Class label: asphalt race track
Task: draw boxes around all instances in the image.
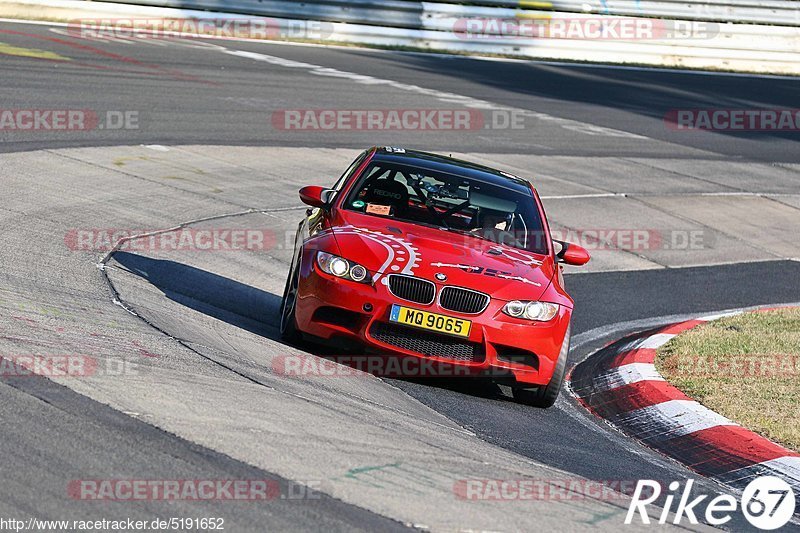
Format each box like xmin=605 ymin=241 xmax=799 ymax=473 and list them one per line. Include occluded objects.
xmin=1 ymin=18 xmax=799 ymax=532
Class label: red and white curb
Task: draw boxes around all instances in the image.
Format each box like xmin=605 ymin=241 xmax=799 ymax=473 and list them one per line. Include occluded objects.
xmin=568 ymin=307 xmax=800 ymax=499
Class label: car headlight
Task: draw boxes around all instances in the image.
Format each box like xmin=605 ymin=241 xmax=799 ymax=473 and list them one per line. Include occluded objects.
xmin=503 ymin=301 xmax=559 ymax=321
xmin=316 ymin=251 xmax=371 ymax=283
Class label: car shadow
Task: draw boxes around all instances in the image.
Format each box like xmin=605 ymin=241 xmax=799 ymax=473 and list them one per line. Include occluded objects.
xmin=390 ymin=376 xmax=510 ymax=401
xmin=112 ymin=251 xmax=282 ymax=339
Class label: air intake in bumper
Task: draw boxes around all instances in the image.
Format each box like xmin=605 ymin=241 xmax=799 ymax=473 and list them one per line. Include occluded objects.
xmin=369 ymin=322 xmax=484 ymax=362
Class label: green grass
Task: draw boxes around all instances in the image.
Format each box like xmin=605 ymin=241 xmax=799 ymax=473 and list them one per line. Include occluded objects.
xmin=656 ymin=308 xmax=800 ymax=452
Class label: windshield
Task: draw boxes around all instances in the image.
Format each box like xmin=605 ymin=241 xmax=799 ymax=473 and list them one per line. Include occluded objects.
xmin=343 ymin=162 xmax=547 ymax=254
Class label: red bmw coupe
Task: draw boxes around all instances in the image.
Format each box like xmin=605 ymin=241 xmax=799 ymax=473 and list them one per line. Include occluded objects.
xmin=280 ymin=147 xmax=590 ymax=407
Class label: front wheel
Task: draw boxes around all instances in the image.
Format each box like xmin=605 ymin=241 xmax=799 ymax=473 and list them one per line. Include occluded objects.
xmin=512 ymin=326 xmax=570 ymax=408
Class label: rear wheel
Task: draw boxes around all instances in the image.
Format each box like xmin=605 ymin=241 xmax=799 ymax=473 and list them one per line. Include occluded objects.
xmin=279 ymin=261 xmax=301 ymax=342
xmin=512 ymin=327 xmax=570 ymax=408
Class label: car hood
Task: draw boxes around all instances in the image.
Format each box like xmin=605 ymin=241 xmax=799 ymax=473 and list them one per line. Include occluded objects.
xmin=328 ymin=212 xmax=554 ymax=301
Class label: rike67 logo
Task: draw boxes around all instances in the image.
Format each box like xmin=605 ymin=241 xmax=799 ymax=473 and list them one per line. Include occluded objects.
xmin=626 ymin=477 xmax=796 ymax=530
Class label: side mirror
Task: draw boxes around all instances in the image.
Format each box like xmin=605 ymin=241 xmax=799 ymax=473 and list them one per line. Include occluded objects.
xmin=299 ymin=186 xmax=335 ymax=209
xmin=554 ymin=240 xmax=590 ymax=266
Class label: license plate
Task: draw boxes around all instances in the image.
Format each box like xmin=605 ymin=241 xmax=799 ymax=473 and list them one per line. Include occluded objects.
xmin=389 ymin=305 xmax=471 ymax=338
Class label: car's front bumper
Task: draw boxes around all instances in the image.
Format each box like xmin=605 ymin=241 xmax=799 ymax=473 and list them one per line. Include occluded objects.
xmin=294 ymin=256 xmax=571 ymax=386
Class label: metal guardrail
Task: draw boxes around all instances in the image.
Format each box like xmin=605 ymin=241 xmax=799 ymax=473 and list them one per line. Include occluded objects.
xmin=104 ymin=0 xmax=800 ymax=27
xmin=13 ymin=0 xmax=800 ymax=73
xmin=106 ymin=0 xmax=423 ymax=28
xmin=444 ymin=0 xmax=800 ymax=26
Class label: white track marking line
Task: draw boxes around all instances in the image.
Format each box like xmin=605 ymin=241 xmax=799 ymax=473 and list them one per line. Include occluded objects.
xmin=591 ymin=362 xmax=665 ymax=393
xmin=615 ymin=399 xmax=737 ymax=442
xmin=719 ymin=456 xmax=800 ymax=488
xmin=636 ymin=333 xmax=676 ymax=349
xmin=757 ymin=456 xmax=800 ymax=484
xmin=698 ymin=310 xmax=745 ymax=321
xmin=613 ymin=332 xmax=676 ymax=354
xmin=544 ymin=191 xmax=797 ymax=200
xmin=224 ymin=49 xmax=647 ymax=139
xmin=540 ymin=193 xmax=627 ymax=199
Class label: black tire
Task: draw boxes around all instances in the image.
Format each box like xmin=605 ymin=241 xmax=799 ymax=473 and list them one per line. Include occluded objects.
xmin=279 ymin=261 xmax=301 ymax=343
xmin=512 ymin=326 xmax=570 ymax=409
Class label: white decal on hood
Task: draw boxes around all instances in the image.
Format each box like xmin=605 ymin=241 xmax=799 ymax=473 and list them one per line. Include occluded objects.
xmin=496 ymin=274 xmax=541 ymax=287
xmin=430 ymin=262 xmax=481 ymax=272
xmin=429 ymin=262 xmax=541 ymax=287
xmin=328 ymin=225 xmax=419 ymax=283
xmin=490 ymin=246 xmax=544 ymax=267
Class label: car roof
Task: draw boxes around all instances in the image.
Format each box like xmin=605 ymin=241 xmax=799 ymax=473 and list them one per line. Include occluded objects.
xmin=369 ymin=147 xmax=533 ymax=194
